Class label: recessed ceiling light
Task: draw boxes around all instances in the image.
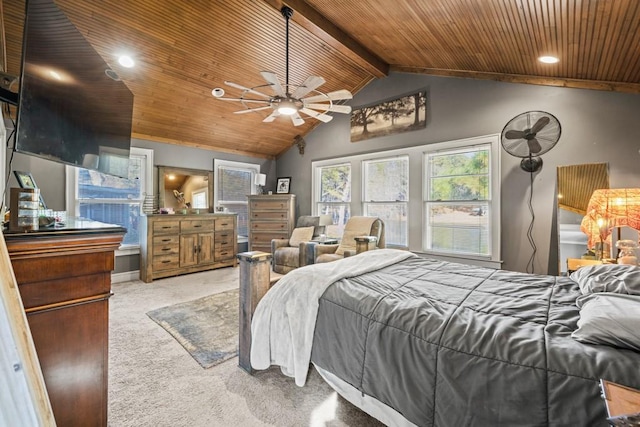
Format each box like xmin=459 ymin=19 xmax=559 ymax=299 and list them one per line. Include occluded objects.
xmin=49 ymin=70 xmax=62 ymax=80
xmin=118 ymin=55 xmax=135 ymax=68
xmin=538 ymin=56 xmax=559 ymax=64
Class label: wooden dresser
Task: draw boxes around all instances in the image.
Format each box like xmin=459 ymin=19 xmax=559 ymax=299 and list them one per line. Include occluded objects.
xmin=248 ymin=194 xmax=296 ymax=253
xmin=4 ymin=219 xmax=126 ymax=427
xmin=140 ymin=213 xmax=237 ymax=282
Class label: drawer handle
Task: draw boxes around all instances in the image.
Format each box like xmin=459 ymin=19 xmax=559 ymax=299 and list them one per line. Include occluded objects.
xmin=161 ymin=226 xmax=172 ymax=229
xmin=194 ymin=224 xmax=202 ymax=228
xmin=221 ymin=241 xmax=228 ymax=245
xmin=219 ymin=233 xmax=228 ymax=237
xmin=162 ymin=239 xmax=171 ymax=242
xmin=162 ymin=248 xmax=172 ymax=251
xmin=221 ymin=252 xmax=228 ymax=256
xmin=162 ymin=260 xmax=171 ymax=264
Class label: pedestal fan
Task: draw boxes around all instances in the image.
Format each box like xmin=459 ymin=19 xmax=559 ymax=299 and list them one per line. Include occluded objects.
xmin=501 ymin=111 xmax=561 ymax=273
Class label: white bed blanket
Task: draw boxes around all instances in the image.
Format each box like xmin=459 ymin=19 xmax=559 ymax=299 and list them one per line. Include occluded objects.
xmin=250 ymin=248 xmax=416 ymax=386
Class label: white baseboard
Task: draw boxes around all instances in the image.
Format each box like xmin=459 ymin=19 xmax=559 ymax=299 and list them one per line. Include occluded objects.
xmin=111 ymin=270 xmax=140 ymax=284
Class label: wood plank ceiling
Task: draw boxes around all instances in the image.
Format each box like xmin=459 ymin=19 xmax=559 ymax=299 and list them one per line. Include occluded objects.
xmin=2 ymin=0 xmax=640 ymax=159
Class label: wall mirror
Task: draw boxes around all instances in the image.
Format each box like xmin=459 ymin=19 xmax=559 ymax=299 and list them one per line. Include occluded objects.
xmin=556 ymin=163 xmax=609 ymax=274
xmin=157 ymin=166 xmax=214 ymax=213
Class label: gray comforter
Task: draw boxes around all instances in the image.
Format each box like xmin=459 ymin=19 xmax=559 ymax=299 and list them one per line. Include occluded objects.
xmin=311 ymin=256 xmax=640 ymax=426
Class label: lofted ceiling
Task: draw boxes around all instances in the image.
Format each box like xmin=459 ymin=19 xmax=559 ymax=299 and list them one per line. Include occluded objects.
xmin=2 ymin=0 xmax=640 ymax=160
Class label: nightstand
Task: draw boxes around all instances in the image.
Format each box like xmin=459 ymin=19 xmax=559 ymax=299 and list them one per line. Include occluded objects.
xmin=600 ymin=380 xmax=640 ymax=426
xmin=567 ymin=258 xmax=603 ymax=274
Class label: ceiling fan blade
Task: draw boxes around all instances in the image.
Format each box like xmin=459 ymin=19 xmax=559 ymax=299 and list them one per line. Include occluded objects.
xmin=304 ymin=103 xmax=352 ymax=114
xmin=530 ymin=116 xmax=550 ymax=134
xmin=223 ymin=81 xmax=271 ymax=99
xmin=263 ymin=110 xmax=280 ymax=123
xmin=527 ymin=138 xmax=542 ymax=153
xmin=290 ymin=112 xmax=305 ymax=126
xmin=302 ymin=89 xmax=353 ymax=103
xmin=260 ymin=71 xmax=285 ymax=97
xmin=233 ymin=106 xmax=272 ymax=114
xmin=505 ymin=130 xmax=526 ymax=139
xmin=300 ymin=108 xmax=334 ymax=123
xmin=217 ymin=97 xmax=271 ymax=104
xmin=292 ymin=76 xmax=326 ymax=99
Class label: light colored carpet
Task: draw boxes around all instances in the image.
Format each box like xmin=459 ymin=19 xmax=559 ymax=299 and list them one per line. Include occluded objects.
xmin=109 ymin=267 xmax=383 ymax=427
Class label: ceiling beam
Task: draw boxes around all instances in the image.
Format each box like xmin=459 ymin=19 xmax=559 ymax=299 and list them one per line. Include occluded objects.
xmin=393 ymin=66 xmax=640 ymax=95
xmin=263 ymin=0 xmax=389 ymax=78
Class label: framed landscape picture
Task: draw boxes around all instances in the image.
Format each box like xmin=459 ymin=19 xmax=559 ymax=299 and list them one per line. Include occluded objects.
xmin=350 ymin=90 xmax=427 ymax=142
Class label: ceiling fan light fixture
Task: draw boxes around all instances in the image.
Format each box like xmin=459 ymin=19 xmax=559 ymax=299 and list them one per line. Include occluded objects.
xmin=277 ymin=99 xmax=298 ymax=115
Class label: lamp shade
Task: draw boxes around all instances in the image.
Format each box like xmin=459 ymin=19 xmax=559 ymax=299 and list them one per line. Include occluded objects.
xmin=581 ymin=188 xmax=640 ymax=249
xmin=254 ymin=173 xmax=266 ymax=186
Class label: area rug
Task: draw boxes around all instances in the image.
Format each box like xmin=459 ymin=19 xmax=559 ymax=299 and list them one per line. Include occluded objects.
xmin=146 ymin=289 xmax=238 ymax=369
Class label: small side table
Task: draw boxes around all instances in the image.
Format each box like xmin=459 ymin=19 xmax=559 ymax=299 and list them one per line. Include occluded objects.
xmin=310 ymin=238 xmax=338 ymax=245
xmin=600 ymin=379 xmax=640 ymax=425
xmin=355 ymin=236 xmax=378 ymax=254
xmin=567 ymin=258 xmax=602 ymax=274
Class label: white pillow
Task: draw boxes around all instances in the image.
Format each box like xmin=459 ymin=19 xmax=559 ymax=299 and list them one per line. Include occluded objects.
xmin=572 ymin=293 xmax=640 ymax=351
xmin=570 ymin=264 xmax=640 ymax=295
xmin=288 ymin=226 xmax=314 ymax=246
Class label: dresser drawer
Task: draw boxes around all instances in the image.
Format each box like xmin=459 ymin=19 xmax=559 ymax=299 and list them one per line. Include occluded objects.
xmin=180 ymin=219 xmax=214 ymax=233
xmin=251 ymin=210 xmax=288 ymax=221
xmin=215 ymin=218 xmax=235 ymax=231
xmin=153 ymin=220 xmax=180 ymax=234
xmin=215 ymin=232 xmax=234 ymax=247
xmin=215 ymin=248 xmax=235 ymax=260
xmin=152 ymin=254 xmax=179 ymax=271
xmin=250 ymin=200 xmax=290 ymax=211
xmin=251 ymin=232 xmax=288 ymax=246
xmin=251 ymin=221 xmax=288 ymax=232
xmin=153 ymin=235 xmax=179 ymax=246
xmin=152 ymin=242 xmax=179 ymax=256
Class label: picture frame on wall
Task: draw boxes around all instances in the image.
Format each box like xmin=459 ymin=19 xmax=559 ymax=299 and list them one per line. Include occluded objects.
xmin=276 ymin=177 xmax=291 ymax=194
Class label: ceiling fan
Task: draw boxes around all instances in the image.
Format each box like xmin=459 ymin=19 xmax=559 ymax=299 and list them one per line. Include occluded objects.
xmin=211 ymin=6 xmax=352 ymax=126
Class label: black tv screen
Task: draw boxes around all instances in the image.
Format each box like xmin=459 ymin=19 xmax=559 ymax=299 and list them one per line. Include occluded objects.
xmin=15 ymin=0 xmax=133 ymax=178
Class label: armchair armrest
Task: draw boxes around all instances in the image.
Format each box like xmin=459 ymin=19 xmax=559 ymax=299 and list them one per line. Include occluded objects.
xmin=300 ymin=242 xmax=340 ymax=265
xmin=271 ymin=238 xmax=291 ymax=253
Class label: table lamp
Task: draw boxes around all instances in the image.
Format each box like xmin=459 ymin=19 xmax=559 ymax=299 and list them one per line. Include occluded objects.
xmin=254 ymin=173 xmax=266 ymax=194
xmin=581 ymin=188 xmax=640 ymax=262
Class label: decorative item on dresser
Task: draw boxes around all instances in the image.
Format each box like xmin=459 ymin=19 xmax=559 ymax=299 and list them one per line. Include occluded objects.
xmin=140 ymin=213 xmax=237 ymax=283
xmin=247 ymin=194 xmax=296 ymax=253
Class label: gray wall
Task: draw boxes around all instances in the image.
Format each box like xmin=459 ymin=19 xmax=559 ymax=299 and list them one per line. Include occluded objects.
xmin=276 ymin=72 xmax=640 ymax=274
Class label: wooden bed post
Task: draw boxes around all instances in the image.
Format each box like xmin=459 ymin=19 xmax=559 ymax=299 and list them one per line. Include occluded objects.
xmin=237 ymin=251 xmax=272 ymax=374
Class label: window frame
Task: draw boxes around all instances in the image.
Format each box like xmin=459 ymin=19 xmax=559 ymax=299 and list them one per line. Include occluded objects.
xmin=311 ymin=134 xmax=501 ymax=266
xmin=422 ymin=137 xmax=500 ymax=263
xmin=362 ymin=155 xmax=409 ymax=247
xmin=213 ymin=159 xmax=260 ymax=239
xmin=65 ymin=147 xmax=154 ymax=255
xmin=312 ymin=161 xmax=352 ymax=229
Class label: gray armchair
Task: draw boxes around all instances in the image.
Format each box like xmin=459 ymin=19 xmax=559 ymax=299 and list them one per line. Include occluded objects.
xmin=271 ymin=215 xmax=331 ymax=274
xmin=303 ymin=216 xmax=385 ymax=264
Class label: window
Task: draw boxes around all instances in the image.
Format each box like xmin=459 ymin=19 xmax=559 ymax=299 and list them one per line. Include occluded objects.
xmin=213 ymin=159 xmax=260 ymax=238
xmin=315 ymin=162 xmax=351 ymax=233
xmin=424 ymin=144 xmax=492 ymax=257
xmin=363 ymin=156 xmax=408 ymax=246
xmin=66 ymin=147 xmax=154 ymax=251
xmin=312 ymin=135 xmax=500 ymax=265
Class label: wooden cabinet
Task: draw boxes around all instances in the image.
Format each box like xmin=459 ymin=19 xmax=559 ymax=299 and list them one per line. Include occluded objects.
xmin=4 ymin=219 xmax=125 ymax=427
xmin=248 ymin=194 xmax=296 ymax=253
xmin=141 ymin=213 xmax=237 ymax=282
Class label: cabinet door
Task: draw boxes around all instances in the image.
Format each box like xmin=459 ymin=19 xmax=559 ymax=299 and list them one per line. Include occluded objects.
xmin=198 ymin=233 xmax=215 ymax=265
xmin=179 ymin=234 xmax=198 ymax=267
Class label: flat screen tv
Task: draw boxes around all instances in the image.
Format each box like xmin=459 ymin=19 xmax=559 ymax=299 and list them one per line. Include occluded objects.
xmin=15 ymin=0 xmax=133 ymax=178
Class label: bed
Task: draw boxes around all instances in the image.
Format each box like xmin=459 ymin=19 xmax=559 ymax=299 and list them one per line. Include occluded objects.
xmin=246 ymin=249 xmax=640 ymax=426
